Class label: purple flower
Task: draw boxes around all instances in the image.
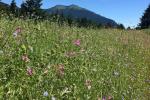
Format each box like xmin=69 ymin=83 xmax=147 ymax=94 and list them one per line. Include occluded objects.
xmin=102 ymin=96 xmax=106 ymax=100
xmin=27 ymin=68 xmax=33 ymax=76
xmin=73 ymin=39 xmax=81 ymax=46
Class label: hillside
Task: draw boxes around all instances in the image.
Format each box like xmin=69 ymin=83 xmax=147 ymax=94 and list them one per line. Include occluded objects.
xmin=0 ymin=18 xmax=149 ymax=99
xmin=45 ymin=5 xmax=118 ymax=26
xmin=0 ymin=2 xmax=117 ymax=27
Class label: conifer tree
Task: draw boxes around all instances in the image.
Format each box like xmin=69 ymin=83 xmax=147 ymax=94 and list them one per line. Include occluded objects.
xmin=139 ymin=4 xmax=150 ymax=29
xmin=20 ymin=0 xmax=43 ymax=18
xmin=10 ymin=0 xmax=17 ymax=15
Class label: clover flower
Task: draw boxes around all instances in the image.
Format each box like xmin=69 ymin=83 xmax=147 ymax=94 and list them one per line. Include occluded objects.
xmin=27 ymin=68 xmax=33 ymax=76
xmin=73 ymin=39 xmax=81 ymax=46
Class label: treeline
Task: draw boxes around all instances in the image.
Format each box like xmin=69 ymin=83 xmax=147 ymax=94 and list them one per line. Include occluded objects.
xmin=138 ymin=4 xmax=150 ymax=29
xmin=0 ymin=0 xmax=125 ymax=29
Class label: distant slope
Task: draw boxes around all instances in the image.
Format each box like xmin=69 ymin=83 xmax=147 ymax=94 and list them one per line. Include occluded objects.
xmin=0 ymin=2 xmax=118 ymax=26
xmin=45 ymin=5 xmax=118 ymax=26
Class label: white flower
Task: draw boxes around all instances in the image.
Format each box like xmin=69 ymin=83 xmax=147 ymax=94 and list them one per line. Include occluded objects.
xmin=13 ymin=32 xmax=18 ymax=37
xmin=43 ymin=91 xmax=48 ymax=97
xmin=113 ymin=71 xmax=120 ymax=76
xmin=87 ymin=85 xmax=91 ymax=90
xmin=92 ymin=68 xmax=97 ymax=72
xmin=51 ymin=96 xmax=56 ymax=100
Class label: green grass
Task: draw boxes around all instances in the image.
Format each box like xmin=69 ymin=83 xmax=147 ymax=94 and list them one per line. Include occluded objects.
xmin=0 ymin=18 xmax=150 ymax=100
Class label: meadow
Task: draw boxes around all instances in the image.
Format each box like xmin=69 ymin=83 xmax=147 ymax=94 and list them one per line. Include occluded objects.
xmin=0 ymin=18 xmax=150 ymax=100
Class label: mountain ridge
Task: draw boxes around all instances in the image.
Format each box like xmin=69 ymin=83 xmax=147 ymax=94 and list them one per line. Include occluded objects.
xmin=46 ymin=4 xmax=118 ymax=26
xmin=0 ymin=2 xmax=118 ymax=26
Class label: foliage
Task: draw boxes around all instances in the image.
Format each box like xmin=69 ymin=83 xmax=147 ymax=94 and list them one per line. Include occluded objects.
xmin=0 ymin=17 xmax=149 ymax=99
xmin=20 ymin=0 xmax=44 ymax=19
xmin=117 ymin=24 xmax=125 ymax=29
xmin=9 ymin=0 xmax=17 ymax=15
xmin=139 ymin=4 xmax=150 ymax=29
xmin=0 ymin=1 xmax=119 ymax=28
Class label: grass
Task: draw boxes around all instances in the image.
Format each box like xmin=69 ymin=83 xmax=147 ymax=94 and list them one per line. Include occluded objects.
xmin=0 ymin=18 xmax=150 ymax=100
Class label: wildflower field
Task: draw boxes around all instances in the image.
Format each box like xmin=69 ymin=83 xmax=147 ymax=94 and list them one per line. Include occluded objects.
xmin=0 ymin=18 xmax=150 ymax=100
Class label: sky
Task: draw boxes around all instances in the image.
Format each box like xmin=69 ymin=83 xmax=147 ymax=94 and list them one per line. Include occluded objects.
xmin=1 ymin=0 xmax=150 ymax=27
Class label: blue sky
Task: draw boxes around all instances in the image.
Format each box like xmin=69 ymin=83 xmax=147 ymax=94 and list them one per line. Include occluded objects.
xmin=1 ymin=0 xmax=150 ymax=27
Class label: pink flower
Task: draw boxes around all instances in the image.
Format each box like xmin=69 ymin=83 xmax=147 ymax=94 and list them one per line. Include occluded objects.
xmin=22 ymin=54 xmax=30 ymax=62
xmin=102 ymin=96 xmax=106 ymax=100
xmin=27 ymin=68 xmax=33 ymax=76
xmin=73 ymin=39 xmax=81 ymax=46
xmin=16 ymin=27 xmax=21 ymax=33
xmin=13 ymin=27 xmax=22 ymax=37
xmin=85 ymin=79 xmax=91 ymax=90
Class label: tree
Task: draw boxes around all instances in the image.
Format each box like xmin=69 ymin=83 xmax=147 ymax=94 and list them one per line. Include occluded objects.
xmin=105 ymin=23 xmax=112 ymax=28
xmin=10 ymin=0 xmax=17 ymax=16
xmin=117 ymin=24 xmax=125 ymax=29
xmin=20 ymin=1 xmax=27 ymax=17
xmin=127 ymin=27 xmax=131 ymax=30
xmin=139 ymin=4 xmax=150 ymax=29
xmin=67 ymin=15 xmax=73 ymax=27
xmin=20 ymin=0 xmax=43 ymax=18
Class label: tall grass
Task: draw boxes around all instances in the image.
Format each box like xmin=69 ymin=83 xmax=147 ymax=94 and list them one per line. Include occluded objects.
xmin=0 ymin=18 xmax=150 ymax=100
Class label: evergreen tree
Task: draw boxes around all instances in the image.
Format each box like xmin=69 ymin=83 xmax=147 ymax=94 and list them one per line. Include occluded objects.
xmin=20 ymin=1 xmax=27 ymax=17
xmin=58 ymin=13 xmax=66 ymax=26
xmin=67 ymin=15 xmax=73 ymax=27
xmin=10 ymin=0 xmax=17 ymax=14
xmin=105 ymin=23 xmax=112 ymax=28
xmin=139 ymin=4 xmax=150 ymax=29
xmin=20 ymin=0 xmax=43 ymax=18
xmin=127 ymin=27 xmax=131 ymax=30
xmin=117 ymin=24 xmax=125 ymax=29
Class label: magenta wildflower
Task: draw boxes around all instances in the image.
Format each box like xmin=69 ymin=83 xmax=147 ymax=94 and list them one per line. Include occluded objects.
xmin=73 ymin=39 xmax=81 ymax=46
xmin=102 ymin=96 xmax=106 ymax=100
xmin=27 ymin=68 xmax=33 ymax=76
